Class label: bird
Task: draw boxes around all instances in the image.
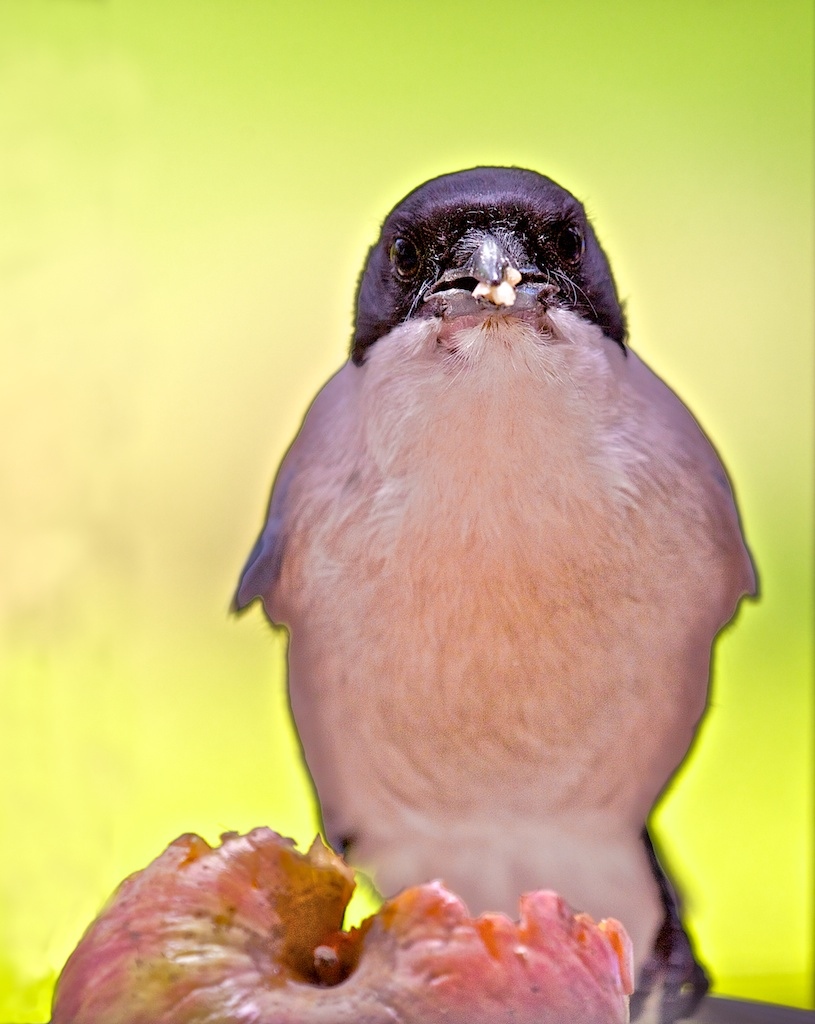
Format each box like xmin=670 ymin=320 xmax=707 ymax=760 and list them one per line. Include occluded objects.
xmin=234 ymin=166 xmax=755 ymax=1021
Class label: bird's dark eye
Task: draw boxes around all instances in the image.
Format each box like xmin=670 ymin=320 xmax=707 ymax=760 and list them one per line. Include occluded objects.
xmin=554 ymin=224 xmax=584 ymax=264
xmin=389 ymin=237 xmax=421 ymax=279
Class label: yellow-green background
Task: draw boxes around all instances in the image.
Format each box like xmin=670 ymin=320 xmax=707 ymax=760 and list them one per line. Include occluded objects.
xmin=1 ymin=1 xmax=812 ymax=1019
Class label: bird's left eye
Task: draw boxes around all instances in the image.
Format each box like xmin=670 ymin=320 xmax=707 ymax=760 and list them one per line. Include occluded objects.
xmin=389 ymin=237 xmax=422 ymax=279
xmin=554 ymin=224 xmax=584 ymax=265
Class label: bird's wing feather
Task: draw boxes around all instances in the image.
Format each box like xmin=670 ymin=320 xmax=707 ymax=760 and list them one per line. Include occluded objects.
xmin=232 ymin=365 xmax=353 ymax=620
xmin=627 ymin=350 xmax=757 ymax=605
xmin=233 ymin=460 xmax=298 ymax=615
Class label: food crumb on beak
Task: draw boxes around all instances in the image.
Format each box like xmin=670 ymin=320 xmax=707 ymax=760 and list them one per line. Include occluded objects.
xmin=472 ymin=267 xmax=522 ymax=307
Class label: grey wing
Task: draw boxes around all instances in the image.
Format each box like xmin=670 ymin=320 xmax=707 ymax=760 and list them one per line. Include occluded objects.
xmin=627 ymin=351 xmax=757 ymax=604
xmin=232 ymin=454 xmax=300 ymax=618
xmin=232 ymin=363 xmax=353 ymax=620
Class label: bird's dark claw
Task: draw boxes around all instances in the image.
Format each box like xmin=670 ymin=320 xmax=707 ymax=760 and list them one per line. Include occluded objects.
xmin=630 ymin=909 xmax=710 ymax=1022
xmin=630 ymin=829 xmax=710 ymax=1022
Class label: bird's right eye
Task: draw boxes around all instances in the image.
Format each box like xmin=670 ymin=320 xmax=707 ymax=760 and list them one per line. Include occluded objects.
xmin=389 ymin=237 xmax=421 ymax=279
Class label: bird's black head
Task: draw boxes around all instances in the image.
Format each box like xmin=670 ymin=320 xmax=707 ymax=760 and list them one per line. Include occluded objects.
xmin=352 ymin=166 xmax=627 ymax=365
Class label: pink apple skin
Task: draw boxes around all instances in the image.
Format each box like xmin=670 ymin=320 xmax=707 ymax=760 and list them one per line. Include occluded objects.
xmin=51 ymin=827 xmax=633 ymax=1024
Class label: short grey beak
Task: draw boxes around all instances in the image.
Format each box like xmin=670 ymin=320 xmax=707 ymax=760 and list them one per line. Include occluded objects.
xmin=470 ymin=234 xmax=522 ymax=306
xmin=471 ymin=234 xmax=514 ymax=286
xmin=424 ymin=232 xmax=523 ymax=308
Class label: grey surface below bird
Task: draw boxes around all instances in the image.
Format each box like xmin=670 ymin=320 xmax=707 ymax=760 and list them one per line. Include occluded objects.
xmin=694 ymin=997 xmax=815 ymax=1023
xmin=235 ymin=167 xmax=755 ymax=1022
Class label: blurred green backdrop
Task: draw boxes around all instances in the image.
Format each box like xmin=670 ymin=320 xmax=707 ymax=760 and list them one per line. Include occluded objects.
xmin=1 ymin=1 xmax=812 ymax=1019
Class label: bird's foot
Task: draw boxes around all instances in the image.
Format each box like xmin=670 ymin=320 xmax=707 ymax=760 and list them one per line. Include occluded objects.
xmin=629 ymin=904 xmax=709 ymax=1023
xmin=631 ymin=827 xmax=710 ymax=1022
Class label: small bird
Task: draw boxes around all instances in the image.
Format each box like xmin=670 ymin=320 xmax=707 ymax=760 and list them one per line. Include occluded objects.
xmin=235 ymin=167 xmax=755 ymax=1021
